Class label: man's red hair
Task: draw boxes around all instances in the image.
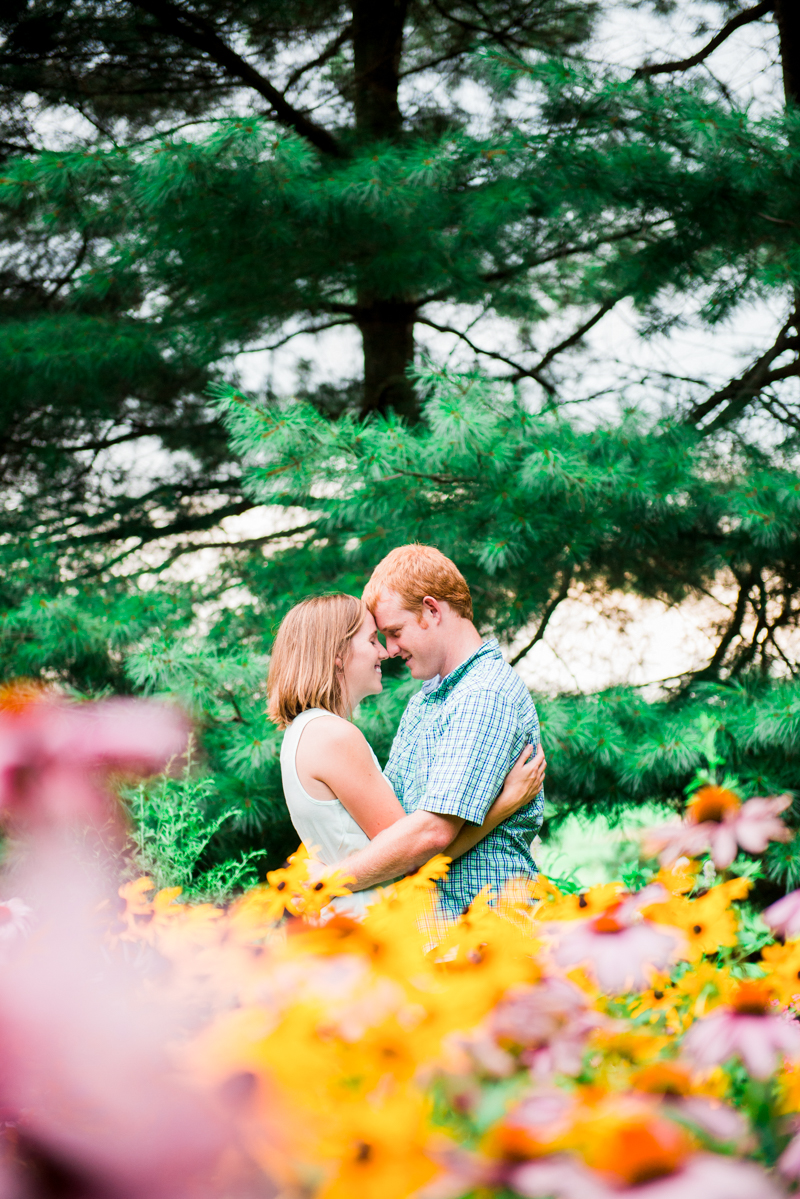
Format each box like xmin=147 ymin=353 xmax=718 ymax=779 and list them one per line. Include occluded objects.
xmin=362 ymin=544 xmax=473 ymax=621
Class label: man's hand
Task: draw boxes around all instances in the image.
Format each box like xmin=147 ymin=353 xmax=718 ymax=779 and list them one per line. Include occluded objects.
xmin=492 ymin=742 xmax=546 ymax=821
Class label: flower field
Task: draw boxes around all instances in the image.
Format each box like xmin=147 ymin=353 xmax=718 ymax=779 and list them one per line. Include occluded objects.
xmin=2 ymin=691 xmax=800 ymax=1199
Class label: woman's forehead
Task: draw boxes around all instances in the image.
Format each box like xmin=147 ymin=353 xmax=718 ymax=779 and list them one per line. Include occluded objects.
xmin=361 ymin=610 xmax=378 ymax=634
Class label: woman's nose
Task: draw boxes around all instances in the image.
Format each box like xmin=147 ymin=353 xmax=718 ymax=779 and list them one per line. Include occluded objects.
xmin=377 ymin=642 xmax=389 ymax=660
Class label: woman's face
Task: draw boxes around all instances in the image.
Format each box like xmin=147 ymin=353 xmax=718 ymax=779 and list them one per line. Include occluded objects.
xmin=340 ymin=612 xmax=388 ymax=711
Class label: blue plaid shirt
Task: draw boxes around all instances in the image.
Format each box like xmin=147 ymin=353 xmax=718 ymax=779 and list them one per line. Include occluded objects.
xmin=384 ymin=640 xmax=543 ymax=918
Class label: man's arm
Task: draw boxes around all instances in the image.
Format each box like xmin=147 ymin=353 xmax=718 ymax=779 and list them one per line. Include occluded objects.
xmin=339 ymin=697 xmax=540 ymax=890
xmin=338 ymin=809 xmax=465 ymax=890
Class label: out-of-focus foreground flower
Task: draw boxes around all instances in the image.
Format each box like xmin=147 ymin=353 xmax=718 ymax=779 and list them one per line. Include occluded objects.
xmin=0 ymin=688 xmax=264 ymax=1199
xmin=0 ymin=684 xmax=188 ymax=829
xmin=644 ymin=786 xmax=792 ymax=870
xmin=0 ymin=687 xmax=799 ymax=1199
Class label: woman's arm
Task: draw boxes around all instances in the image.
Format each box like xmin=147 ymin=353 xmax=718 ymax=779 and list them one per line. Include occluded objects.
xmin=444 ymin=743 xmax=546 ymax=861
xmin=295 ymin=716 xmax=405 ymax=837
xmin=334 ymin=743 xmax=547 ymax=893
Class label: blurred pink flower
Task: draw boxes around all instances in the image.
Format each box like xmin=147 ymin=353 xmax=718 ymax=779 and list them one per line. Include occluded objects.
xmin=779 ymin=1127 xmax=800 ymax=1180
xmin=491 ymin=976 xmax=604 ymax=1078
xmin=669 ymin=1095 xmax=750 ymax=1147
xmin=682 ymin=981 xmax=800 ymax=1079
xmin=0 ymin=694 xmax=256 ymax=1199
xmin=0 ymin=821 xmax=256 ymax=1199
xmin=0 ymin=897 xmax=31 ymax=945
xmin=544 ymin=888 xmax=681 ymax=995
xmin=644 ymin=788 xmax=792 ymax=870
xmin=763 ymin=889 xmax=800 ymax=940
xmin=0 ymin=694 xmax=188 ymax=829
xmin=509 ymin=1151 xmax=784 ymax=1199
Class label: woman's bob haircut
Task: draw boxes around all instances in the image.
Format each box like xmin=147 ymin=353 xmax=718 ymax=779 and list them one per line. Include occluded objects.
xmin=267 ymin=593 xmax=367 ymax=729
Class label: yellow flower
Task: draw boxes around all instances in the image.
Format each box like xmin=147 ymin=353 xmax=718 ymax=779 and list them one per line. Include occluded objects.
xmin=644 ymin=878 xmax=750 ymax=961
xmin=316 ymin=1090 xmax=440 ymax=1199
xmin=776 ymin=1059 xmax=800 ymax=1115
xmin=672 ymin=960 xmax=736 ymax=1020
xmin=532 ymin=881 xmax=625 ymax=923
xmin=631 ymin=1060 xmax=728 ymax=1100
xmin=760 ymin=939 xmax=800 ymax=1008
xmin=654 ymin=860 xmax=699 ymax=895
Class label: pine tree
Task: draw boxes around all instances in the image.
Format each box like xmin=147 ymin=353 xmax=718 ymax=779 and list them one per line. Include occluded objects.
xmin=2 ymin=2 xmax=800 ymax=892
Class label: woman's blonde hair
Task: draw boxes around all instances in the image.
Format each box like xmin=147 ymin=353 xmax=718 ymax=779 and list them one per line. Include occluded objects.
xmin=267 ymin=594 xmax=367 ymax=729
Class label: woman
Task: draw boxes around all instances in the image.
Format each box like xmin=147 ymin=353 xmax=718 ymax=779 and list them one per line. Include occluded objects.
xmin=267 ymin=594 xmax=546 ymax=916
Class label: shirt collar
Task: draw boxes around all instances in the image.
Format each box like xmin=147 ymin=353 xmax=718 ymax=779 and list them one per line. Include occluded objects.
xmin=421 ymin=638 xmax=502 ymax=699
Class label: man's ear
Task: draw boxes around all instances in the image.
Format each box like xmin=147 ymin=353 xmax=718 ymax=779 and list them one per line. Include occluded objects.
xmin=421 ymin=596 xmax=444 ymax=624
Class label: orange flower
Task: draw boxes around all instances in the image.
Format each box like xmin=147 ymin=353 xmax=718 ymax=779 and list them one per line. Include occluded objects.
xmin=584 ymin=1113 xmax=691 ymax=1186
xmin=686 ymin=786 xmax=741 ymax=824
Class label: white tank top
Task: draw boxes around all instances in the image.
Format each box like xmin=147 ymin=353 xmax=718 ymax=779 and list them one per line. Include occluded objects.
xmin=280 ymin=708 xmax=381 ymax=917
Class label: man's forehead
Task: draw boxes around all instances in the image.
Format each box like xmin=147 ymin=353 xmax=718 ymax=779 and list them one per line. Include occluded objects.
xmin=372 ymin=589 xmax=413 ymax=626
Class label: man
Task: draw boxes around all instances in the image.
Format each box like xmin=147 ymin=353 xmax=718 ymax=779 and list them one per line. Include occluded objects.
xmin=338 ymin=544 xmax=544 ymax=918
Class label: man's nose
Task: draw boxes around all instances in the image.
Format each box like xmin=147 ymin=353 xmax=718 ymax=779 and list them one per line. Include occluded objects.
xmin=384 ymin=635 xmax=400 ymax=657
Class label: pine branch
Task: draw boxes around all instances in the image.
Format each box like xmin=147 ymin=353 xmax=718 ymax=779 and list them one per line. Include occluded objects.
xmin=634 ymin=2 xmax=773 ymax=79
xmin=532 ymin=298 xmax=618 ymax=376
xmin=729 ymin=573 xmax=770 ymax=676
xmin=415 ymin=317 xmax=555 ymax=391
xmin=22 ymin=423 xmax=215 ymax=454
xmin=128 ymin=0 xmax=347 ymax=158
xmin=687 ymin=313 xmax=800 ymax=429
xmin=284 ymin=25 xmax=352 ymax=92
xmin=416 ymin=219 xmax=671 ymax=308
xmin=157 ymin=522 xmax=319 ymax=559
xmin=692 ymin=570 xmax=756 ymax=680
xmin=427 ymin=0 xmax=527 ymax=54
xmin=509 ymin=567 xmax=573 ymax=667
xmin=238 ymin=319 xmax=354 ymax=354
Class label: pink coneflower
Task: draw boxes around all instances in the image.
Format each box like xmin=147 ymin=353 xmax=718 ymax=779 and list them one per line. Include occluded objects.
xmin=631 ymin=1062 xmax=749 ymax=1147
xmin=764 ymin=889 xmax=800 ymax=940
xmin=544 ymin=888 xmax=681 ymax=995
xmin=509 ymin=1150 xmax=783 ymax=1199
xmin=0 ymin=898 xmax=31 ymax=945
xmin=682 ymin=980 xmax=800 ymax=1079
xmin=644 ymin=787 xmax=791 ymax=870
xmin=0 ymin=690 xmax=188 ymax=829
xmin=778 ymin=1126 xmax=800 ymax=1181
xmin=491 ymin=976 xmax=603 ymax=1079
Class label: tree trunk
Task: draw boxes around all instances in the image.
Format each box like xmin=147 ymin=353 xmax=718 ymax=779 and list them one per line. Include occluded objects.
xmin=351 ymin=0 xmax=418 ymax=420
xmin=775 ymin=0 xmax=800 ymax=104
xmin=352 ymin=0 xmax=407 ymax=139
xmin=774 ymin=0 xmax=800 ymax=357
xmin=356 ymin=297 xmax=418 ymax=420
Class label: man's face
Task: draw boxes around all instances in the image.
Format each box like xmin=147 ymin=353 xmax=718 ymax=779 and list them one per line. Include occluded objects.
xmin=372 ymin=589 xmax=442 ymax=680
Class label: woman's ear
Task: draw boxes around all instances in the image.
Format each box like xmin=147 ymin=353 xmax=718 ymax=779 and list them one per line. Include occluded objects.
xmin=334 ymin=654 xmax=344 ymax=671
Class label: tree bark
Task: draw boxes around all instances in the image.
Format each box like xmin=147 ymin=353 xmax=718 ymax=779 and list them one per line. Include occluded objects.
xmin=775 ymin=0 xmax=800 ymax=104
xmin=352 ymin=0 xmax=407 ymax=139
xmin=356 ymin=297 xmax=419 ymax=420
xmin=351 ymin=0 xmax=418 ymax=419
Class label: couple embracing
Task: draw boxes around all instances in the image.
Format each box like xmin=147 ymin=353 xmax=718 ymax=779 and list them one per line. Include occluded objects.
xmin=267 ymin=544 xmax=547 ymax=921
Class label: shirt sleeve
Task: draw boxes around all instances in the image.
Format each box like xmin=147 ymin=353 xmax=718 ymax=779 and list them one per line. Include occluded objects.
xmin=417 ymin=691 xmax=524 ymax=825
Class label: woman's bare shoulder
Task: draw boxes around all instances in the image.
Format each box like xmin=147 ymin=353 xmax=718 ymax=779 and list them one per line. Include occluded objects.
xmin=299 ymin=714 xmax=371 ymax=753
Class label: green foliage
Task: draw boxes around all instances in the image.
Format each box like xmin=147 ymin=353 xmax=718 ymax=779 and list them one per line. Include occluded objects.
xmin=126 ymin=755 xmax=267 ymax=901
xmin=215 ymin=370 xmax=800 ymax=649
xmin=0 ymin=3 xmax=798 ymax=886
